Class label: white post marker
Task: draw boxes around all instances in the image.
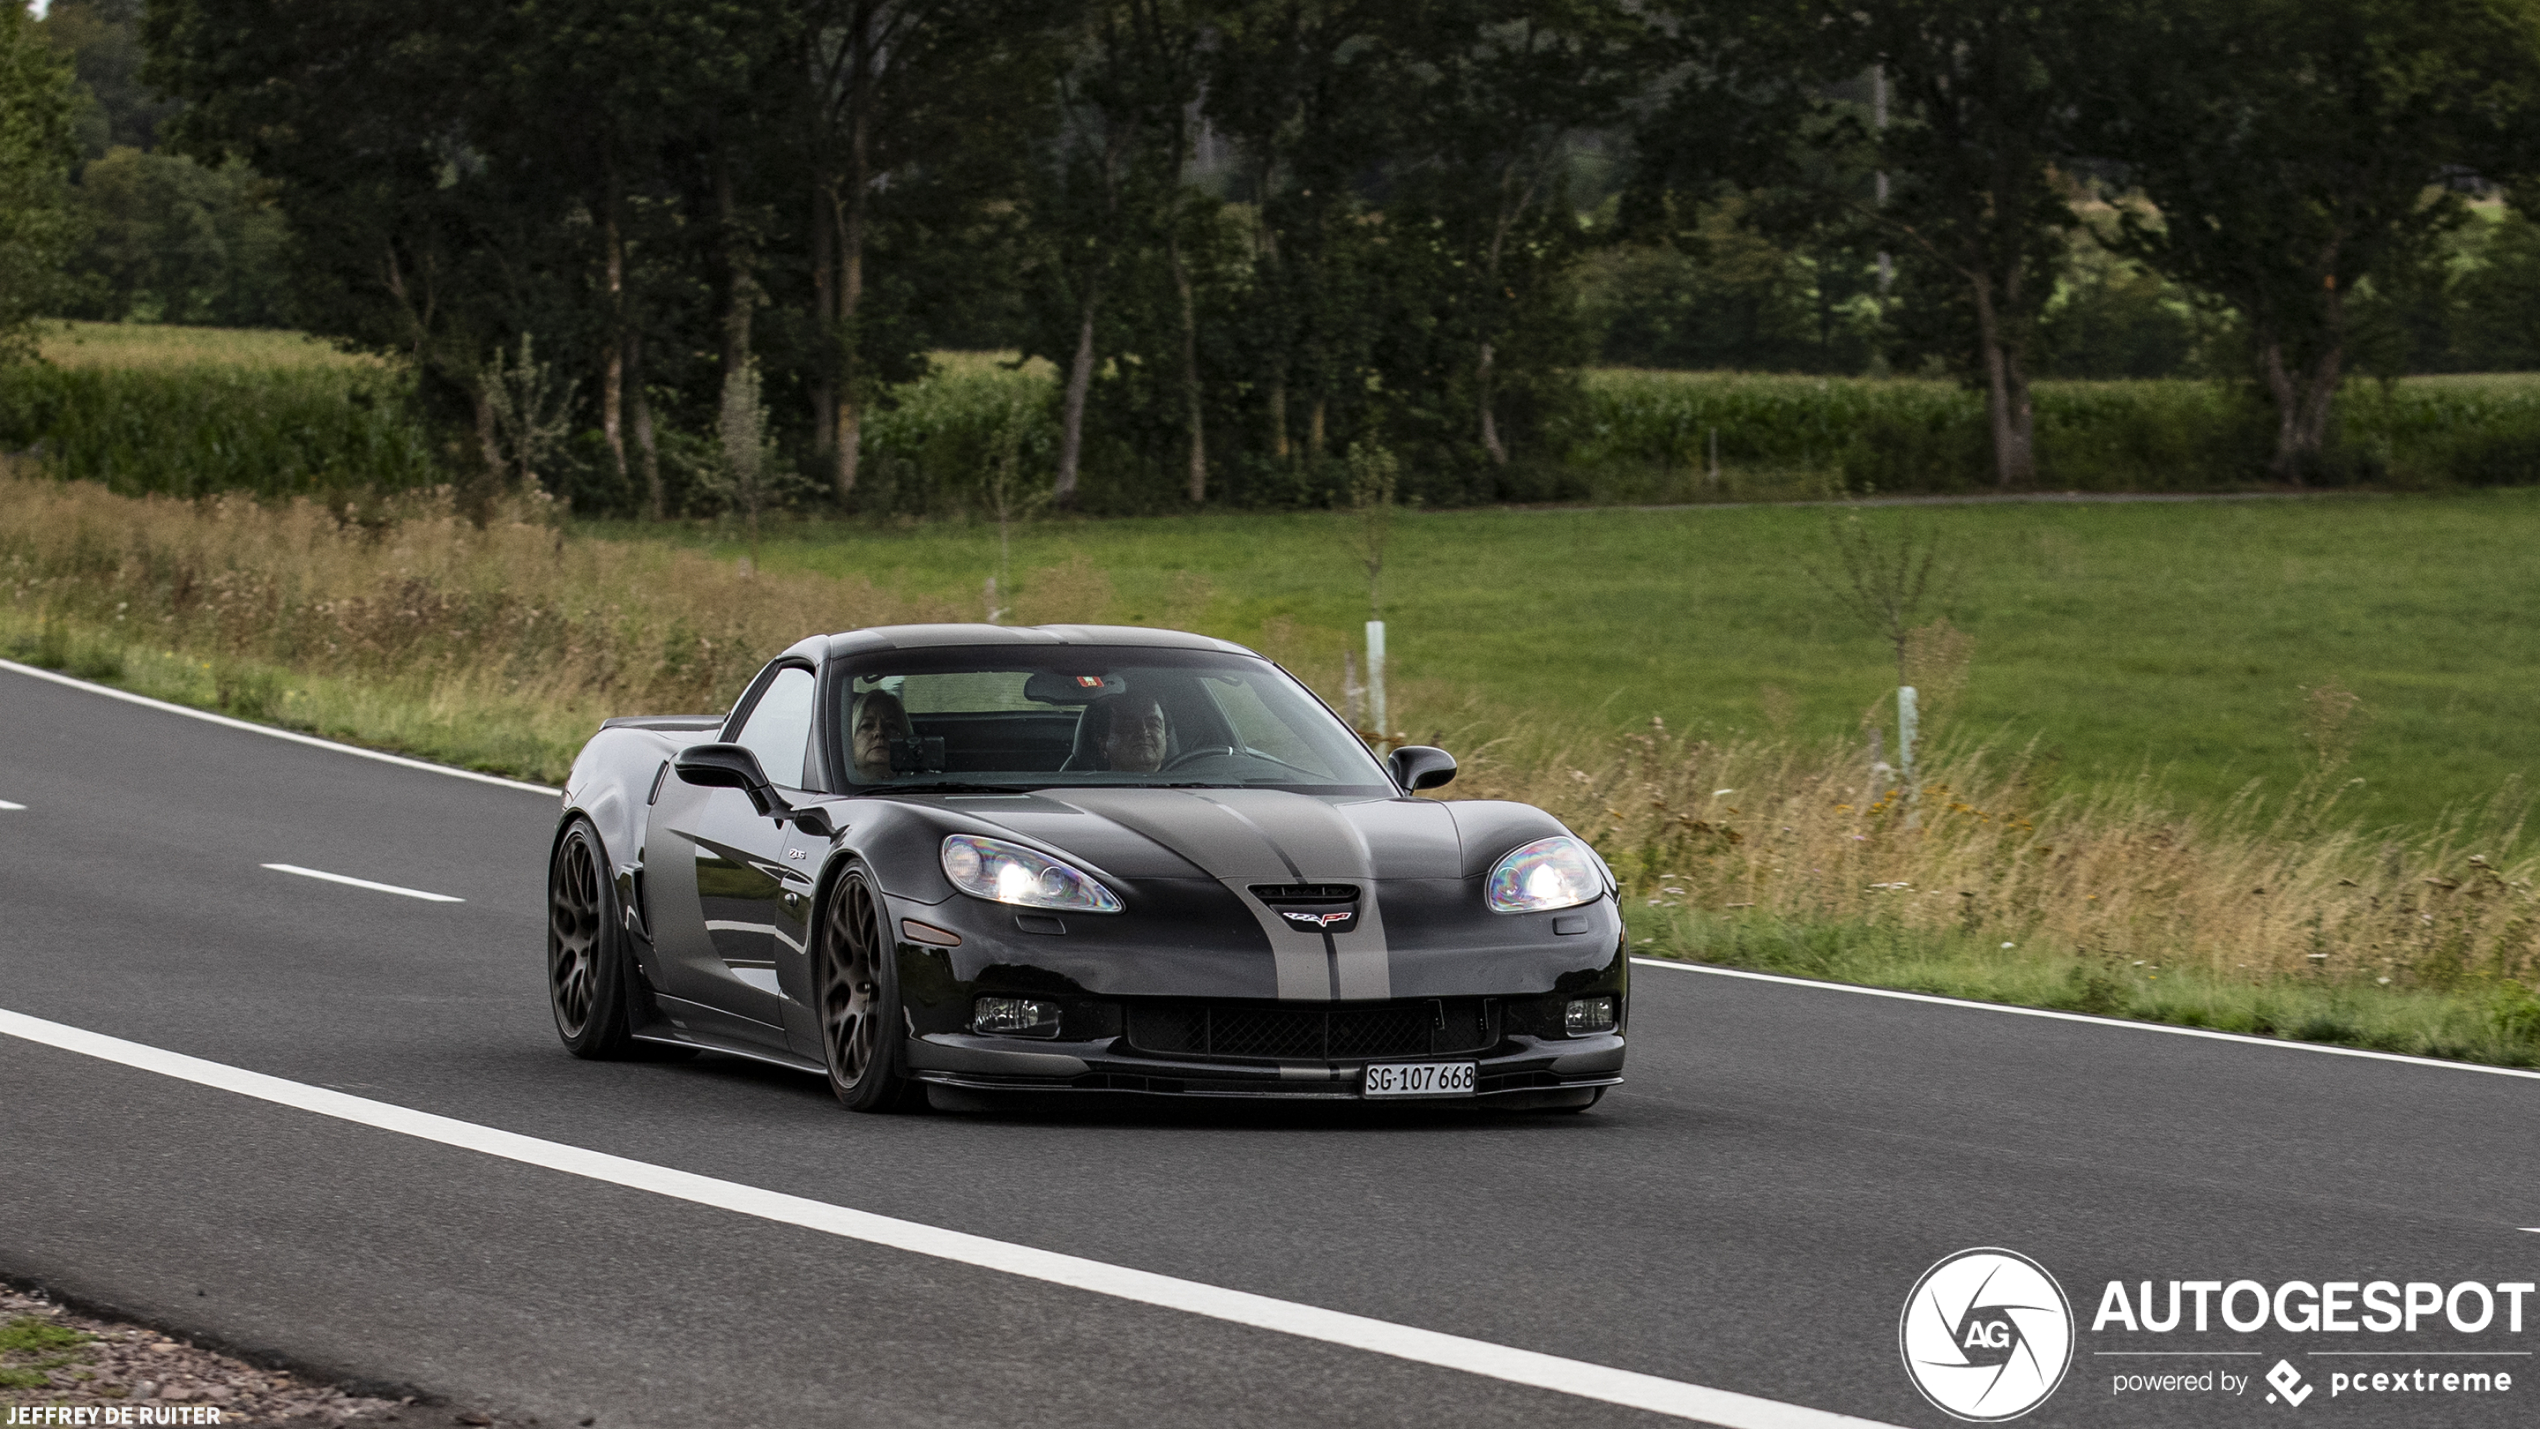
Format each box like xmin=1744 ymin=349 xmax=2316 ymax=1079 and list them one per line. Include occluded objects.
xmin=1896 ymin=685 xmax=1918 ymax=786
xmin=1365 ymin=619 xmax=1387 ymax=750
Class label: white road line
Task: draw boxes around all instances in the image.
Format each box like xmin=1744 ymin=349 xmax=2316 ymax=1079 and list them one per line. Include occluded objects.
xmin=1633 ymin=958 xmax=2540 ymax=1083
xmin=261 ymin=863 xmax=465 ymax=904
xmin=0 ymin=1007 xmax=1896 ymax=1429
xmin=0 ymin=658 xmax=561 ymax=797
xmin=0 ymin=799 xmax=23 ymax=810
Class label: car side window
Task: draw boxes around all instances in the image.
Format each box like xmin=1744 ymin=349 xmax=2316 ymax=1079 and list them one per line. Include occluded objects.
xmin=733 ymin=665 xmax=816 ymax=789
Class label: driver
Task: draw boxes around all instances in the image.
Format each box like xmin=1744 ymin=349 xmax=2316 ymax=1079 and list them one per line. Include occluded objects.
xmin=849 ymin=689 xmax=914 ymax=782
xmin=1081 ymin=693 xmax=1169 ymax=773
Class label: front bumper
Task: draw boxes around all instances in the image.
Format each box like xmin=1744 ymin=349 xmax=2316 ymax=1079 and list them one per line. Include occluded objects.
xmin=906 ymin=1026 xmax=1627 ymax=1101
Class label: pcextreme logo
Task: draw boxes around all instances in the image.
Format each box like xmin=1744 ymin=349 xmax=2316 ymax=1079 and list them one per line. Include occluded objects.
xmin=1899 ymin=1248 xmax=2076 ymax=1421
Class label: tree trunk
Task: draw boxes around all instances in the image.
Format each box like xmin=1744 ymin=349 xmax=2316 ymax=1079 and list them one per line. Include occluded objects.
xmin=628 ymin=331 xmax=662 ymax=520
xmin=2262 ymin=338 xmax=2342 ymax=484
xmin=1968 ymin=276 xmax=2035 ymax=487
xmin=1475 ymin=163 xmax=1530 ymax=469
xmin=717 ymin=158 xmax=754 ymax=380
xmin=717 ymin=154 xmax=759 ymax=502
xmin=1168 ymin=224 xmax=1205 ymax=502
xmin=832 ymin=22 xmax=873 ymax=504
xmin=1056 ymin=293 xmax=1097 ymax=507
xmin=601 ymin=171 xmax=628 ymax=499
xmin=474 ymin=385 xmax=502 ymax=478
xmin=1308 ymin=395 xmax=1325 ymax=461
xmin=810 ymin=174 xmax=836 ymax=465
xmin=1477 ymin=340 xmax=1506 ymax=466
xmin=1164 ymin=98 xmax=1206 ymax=504
xmin=1257 ymin=169 xmax=1288 ymax=464
xmin=1054 ymin=127 xmax=1125 ymax=511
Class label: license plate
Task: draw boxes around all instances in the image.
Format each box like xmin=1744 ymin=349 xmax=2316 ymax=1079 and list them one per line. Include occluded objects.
xmin=1361 ymin=1061 xmax=1476 ymax=1098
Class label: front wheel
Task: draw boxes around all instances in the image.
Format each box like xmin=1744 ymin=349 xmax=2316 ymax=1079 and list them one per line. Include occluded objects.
xmin=818 ymin=865 xmax=920 ymax=1112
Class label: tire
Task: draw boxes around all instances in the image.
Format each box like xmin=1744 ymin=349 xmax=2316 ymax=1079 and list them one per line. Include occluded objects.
xmin=818 ymin=864 xmax=921 ymax=1112
xmin=548 ymin=817 xmax=640 ymax=1059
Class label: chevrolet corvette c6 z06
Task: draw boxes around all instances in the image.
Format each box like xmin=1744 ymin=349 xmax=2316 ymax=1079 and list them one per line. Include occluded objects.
xmin=549 ymin=623 xmax=1627 ymax=1112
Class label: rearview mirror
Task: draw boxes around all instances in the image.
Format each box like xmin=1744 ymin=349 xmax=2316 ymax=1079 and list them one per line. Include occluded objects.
xmin=1387 ymin=745 xmax=1457 ymax=792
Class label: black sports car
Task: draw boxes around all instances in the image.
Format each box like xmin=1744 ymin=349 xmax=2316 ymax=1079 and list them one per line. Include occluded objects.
xmin=549 ymin=624 xmax=1627 ymax=1112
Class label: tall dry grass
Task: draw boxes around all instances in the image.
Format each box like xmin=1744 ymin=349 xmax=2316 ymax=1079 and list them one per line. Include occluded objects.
xmin=0 ymin=471 xmax=961 ymax=764
xmin=1451 ymin=719 xmax=2539 ymax=996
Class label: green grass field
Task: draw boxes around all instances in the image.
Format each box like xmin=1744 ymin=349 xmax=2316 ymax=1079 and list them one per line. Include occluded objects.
xmin=608 ymin=488 xmax=2540 ymax=834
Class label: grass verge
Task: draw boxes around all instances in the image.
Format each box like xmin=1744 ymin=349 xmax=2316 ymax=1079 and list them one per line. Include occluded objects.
xmin=1636 ymin=918 xmax=2540 ymax=1069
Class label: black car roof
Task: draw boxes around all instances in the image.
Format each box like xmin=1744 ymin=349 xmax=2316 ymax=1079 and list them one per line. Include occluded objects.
xmin=816 ymin=623 xmax=1258 ymax=660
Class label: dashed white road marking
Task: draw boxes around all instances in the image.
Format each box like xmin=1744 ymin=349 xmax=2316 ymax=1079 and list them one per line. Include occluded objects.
xmin=0 ymin=799 xmax=24 ymax=810
xmin=261 ymin=863 xmax=465 ymax=903
xmin=0 ymin=1005 xmax=1899 ymax=1429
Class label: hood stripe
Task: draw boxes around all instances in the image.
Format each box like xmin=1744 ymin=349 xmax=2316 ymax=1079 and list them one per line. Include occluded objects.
xmin=1052 ymin=789 xmax=1390 ymax=1004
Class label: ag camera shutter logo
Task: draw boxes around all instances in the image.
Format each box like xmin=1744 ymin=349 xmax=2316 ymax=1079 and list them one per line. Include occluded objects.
xmin=1900 ymin=1248 xmax=2076 ymax=1421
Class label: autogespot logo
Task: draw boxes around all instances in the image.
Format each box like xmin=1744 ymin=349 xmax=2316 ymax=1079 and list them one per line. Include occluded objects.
xmin=1900 ymin=1248 xmax=2076 ymax=1421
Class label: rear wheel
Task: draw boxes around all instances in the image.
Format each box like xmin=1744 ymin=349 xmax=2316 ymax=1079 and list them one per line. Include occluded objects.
xmin=548 ymin=818 xmax=638 ymax=1058
xmin=819 ymin=865 xmax=920 ymax=1112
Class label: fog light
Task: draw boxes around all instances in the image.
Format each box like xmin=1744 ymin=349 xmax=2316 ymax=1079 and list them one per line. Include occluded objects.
xmin=973 ymin=996 xmax=1063 ymax=1038
xmin=1564 ymin=995 xmax=1617 ymax=1035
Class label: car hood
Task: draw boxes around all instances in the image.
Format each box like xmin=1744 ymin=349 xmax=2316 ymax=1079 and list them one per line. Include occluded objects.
xmin=955 ymin=786 xmax=1463 ymax=884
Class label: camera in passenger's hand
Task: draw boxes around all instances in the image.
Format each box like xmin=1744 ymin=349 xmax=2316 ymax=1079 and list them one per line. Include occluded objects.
xmin=889 ymin=736 xmax=947 ymax=775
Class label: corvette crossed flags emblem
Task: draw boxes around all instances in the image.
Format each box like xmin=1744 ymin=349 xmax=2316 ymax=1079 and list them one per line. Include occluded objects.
xmin=1280 ymin=910 xmax=1355 ymax=930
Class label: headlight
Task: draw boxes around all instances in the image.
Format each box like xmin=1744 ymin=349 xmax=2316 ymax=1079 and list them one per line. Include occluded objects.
xmin=941 ymin=835 xmax=1123 ymax=913
xmin=1485 ymin=835 xmax=1603 ymax=914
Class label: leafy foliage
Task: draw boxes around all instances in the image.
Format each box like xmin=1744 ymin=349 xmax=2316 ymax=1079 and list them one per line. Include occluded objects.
xmin=0 ymin=0 xmax=81 ymax=363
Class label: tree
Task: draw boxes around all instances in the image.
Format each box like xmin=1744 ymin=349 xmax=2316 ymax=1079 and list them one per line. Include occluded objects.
xmin=62 ymin=146 xmax=289 ymax=324
xmin=1640 ymin=0 xmax=2081 ymax=487
xmin=2077 ymin=0 xmax=2540 ymax=481
xmin=1403 ymin=0 xmax=1645 ymax=467
xmin=1206 ymin=0 xmax=1405 ymax=478
xmin=796 ymin=0 xmax=1062 ymax=504
xmin=38 ymin=0 xmax=179 ymax=156
xmin=1026 ymin=0 xmax=1206 ymax=508
xmin=0 ymin=0 xmax=80 ymax=363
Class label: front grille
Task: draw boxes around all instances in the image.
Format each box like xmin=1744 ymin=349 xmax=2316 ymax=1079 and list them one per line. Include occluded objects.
xmin=1249 ymin=883 xmax=1361 ymax=905
xmin=1126 ymin=999 xmax=1495 ymax=1061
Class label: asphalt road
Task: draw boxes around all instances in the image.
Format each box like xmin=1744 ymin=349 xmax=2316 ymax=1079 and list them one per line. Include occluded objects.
xmin=2 ymin=660 xmax=2535 ymax=1429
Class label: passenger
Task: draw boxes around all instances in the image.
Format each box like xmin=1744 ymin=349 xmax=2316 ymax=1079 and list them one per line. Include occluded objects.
xmin=1079 ymin=693 xmax=1169 ymax=773
xmin=849 ymin=689 xmax=914 ymax=782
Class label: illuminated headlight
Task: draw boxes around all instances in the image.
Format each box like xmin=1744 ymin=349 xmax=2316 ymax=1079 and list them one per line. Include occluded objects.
xmin=1485 ymin=835 xmax=1604 ymax=914
xmin=941 ymin=835 xmax=1122 ymax=913
xmin=973 ymin=996 xmax=1063 ymax=1038
xmin=1565 ymin=995 xmax=1618 ymax=1035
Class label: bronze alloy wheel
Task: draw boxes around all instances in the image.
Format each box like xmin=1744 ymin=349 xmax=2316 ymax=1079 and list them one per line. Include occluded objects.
xmin=549 ymin=829 xmax=605 ymax=1040
xmin=818 ymin=867 xmax=915 ymax=1110
xmin=546 ymin=817 xmax=654 ymax=1059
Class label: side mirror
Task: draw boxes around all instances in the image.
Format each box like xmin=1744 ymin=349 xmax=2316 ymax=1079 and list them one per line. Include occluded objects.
xmin=676 ymin=743 xmax=841 ymax=837
xmin=1387 ymin=745 xmax=1457 ymax=792
xmin=675 ymin=743 xmax=773 ymax=807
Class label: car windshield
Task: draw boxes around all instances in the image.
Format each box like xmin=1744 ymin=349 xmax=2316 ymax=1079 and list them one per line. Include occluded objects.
xmin=835 ymin=646 xmax=1393 ymax=794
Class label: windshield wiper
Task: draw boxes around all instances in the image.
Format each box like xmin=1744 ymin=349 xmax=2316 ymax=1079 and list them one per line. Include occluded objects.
xmin=885 ymin=781 xmax=1036 ymax=794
